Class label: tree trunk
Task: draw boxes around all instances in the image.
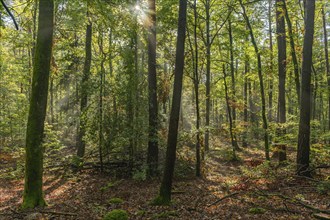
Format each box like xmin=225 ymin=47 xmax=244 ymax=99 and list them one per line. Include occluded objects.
xmin=22 ymin=0 xmax=54 ymax=209
xmin=268 ymin=0 xmax=274 ymax=121
xmin=193 ymin=0 xmax=201 ymax=177
xmin=205 ymin=0 xmax=211 ymax=152
xmin=228 ymin=18 xmax=239 ymax=150
xmin=224 ymin=65 xmax=238 ymax=159
xmin=297 ymin=0 xmax=315 ymax=176
xmin=321 ymin=4 xmax=330 ymax=130
xmin=276 ymin=0 xmax=287 ymax=162
xmin=283 ymin=0 xmax=301 ymax=104
xmin=157 ymin=0 xmax=187 ymax=204
xmin=147 ymin=0 xmax=159 ymax=177
xmin=242 ymin=55 xmax=249 ymax=148
xmin=77 ymin=12 xmax=92 ymax=158
xmin=240 ymin=0 xmax=270 ymax=160
xmin=98 ymin=32 xmax=106 ymax=173
xmin=50 ymin=76 xmax=54 ymax=124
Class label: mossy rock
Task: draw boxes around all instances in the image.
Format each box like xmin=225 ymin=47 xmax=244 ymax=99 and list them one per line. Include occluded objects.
xmin=103 ymin=209 xmax=128 ymax=220
xmin=108 ymin=197 xmax=124 ymax=204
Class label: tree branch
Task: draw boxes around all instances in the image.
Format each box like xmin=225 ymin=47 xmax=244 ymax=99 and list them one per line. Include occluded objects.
xmin=1 ymin=0 xmax=19 ymax=30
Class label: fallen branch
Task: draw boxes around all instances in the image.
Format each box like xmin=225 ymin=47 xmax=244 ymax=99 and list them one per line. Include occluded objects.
xmin=313 ymin=213 xmax=330 ymax=220
xmin=208 ymin=192 xmax=240 ymax=207
xmin=255 ymin=191 xmax=330 ymax=214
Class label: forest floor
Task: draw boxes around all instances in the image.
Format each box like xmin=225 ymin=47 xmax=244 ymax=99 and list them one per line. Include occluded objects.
xmin=0 ymin=141 xmax=330 ymax=220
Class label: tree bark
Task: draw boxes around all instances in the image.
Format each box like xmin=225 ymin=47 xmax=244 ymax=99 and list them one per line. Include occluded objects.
xmin=276 ymin=0 xmax=287 ymax=162
xmin=158 ymin=0 xmax=187 ymax=204
xmin=228 ymin=18 xmax=239 ymax=150
xmin=77 ymin=10 xmax=92 ymax=158
xmin=224 ymin=65 xmax=238 ymax=159
xmin=283 ymin=0 xmax=301 ymax=104
xmin=147 ymin=0 xmax=159 ymax=177
xmin=242 ymin=54 xmax=249 ymax=148
xmin=321 ymin=4 xmax=330 ymax=130
xmin=22 ymin=0 xmax=54 ymax=209
xmin=205 ymin=0 xmax=211 ymax=152
xmin=193 ymin=0 xmax=201 ymax=177
xmin=297 ymin=0 xmax=315 ymax=176
xmin=268 ymin=0 xmax=274 ymax=121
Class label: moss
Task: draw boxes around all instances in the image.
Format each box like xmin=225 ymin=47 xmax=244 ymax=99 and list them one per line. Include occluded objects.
xmin=136 ymin=210 xmax=146 ymax=216
xmin=22 ymin=194 xmax=46 ymax=209
xmin=108 ymin=198 xmax=124 ymax=204
xmin=248 ymin=207 xmax=266 ymax=214
xmin=103 ymin=209 xmax=128 ymax=220
xmin=151 ymin=196 xmax=171 ymax=206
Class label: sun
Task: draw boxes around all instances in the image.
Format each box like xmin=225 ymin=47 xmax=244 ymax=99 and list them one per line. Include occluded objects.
xmin=135 ymin=4 xmax=141 ymax=11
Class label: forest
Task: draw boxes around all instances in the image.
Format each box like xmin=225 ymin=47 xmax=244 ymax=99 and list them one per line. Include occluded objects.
xmin=0 ymin=0 xmax=330 ymax=219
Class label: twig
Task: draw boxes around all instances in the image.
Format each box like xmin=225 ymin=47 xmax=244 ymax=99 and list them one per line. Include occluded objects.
xmin=256 ymin=191 xmax=330 ymax=214
xmin=295 ymin=175 xmax=320 ymax=183
xmin=313 ymin=213 xmax=330 ymax=220
xmin=208 ymin=192 xmax=239 ymax=207
xmin=0 ymin=0 xmax=19 ymax=30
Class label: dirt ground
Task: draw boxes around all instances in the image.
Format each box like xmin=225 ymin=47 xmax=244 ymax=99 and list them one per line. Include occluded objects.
xmin=0 ymin=144 xmax=329 ymax=220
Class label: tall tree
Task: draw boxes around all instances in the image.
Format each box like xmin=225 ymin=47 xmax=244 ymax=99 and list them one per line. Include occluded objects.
xmin=228 ymin=17 xmax=239 ymax=150
xmin=268 ymin=0 xmax=274 ymax=121
xmin=276 ymin=0 xmax=287 ymax=162
xmin=297 ymin=0 xmax=316 ymax=176
xmin=22 ymin=0 xmax=54 ymax=209
xmin=283 ymin=0 xmax=301 ymax=104
xmin=321 ymin=4 xmax=330 ymax=130
xmin=98 ymin=30 xmax=106 ymax=172
xmin=239 ymin=0 xmax=270 ymax=160
xmin=204 ymin=0 xmax=211 ymax=152
xmin=223 ymin=64 xmax=237 ymax=159
xmin=242 ymin=35 xmax=249 ymax=148
xmin=156 ymin=0 xmax=187 ymax=204
xmin=193 ymin=0 xmax=201 ymax=177
xmin=147 ymin=0 xmax=159 ymax=177
xmin=77 ymin=8 xmax=92 ymax=158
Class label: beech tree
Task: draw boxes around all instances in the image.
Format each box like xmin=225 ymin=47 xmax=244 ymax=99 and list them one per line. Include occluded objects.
xmin=297 ymin=0 xmax=316 ymax=176
xmin=147 ymin=0 xmax=159 ymax=177
xmin=156 ymin=0 xmax=187 ymax=204
xmin=321 ymin=4 xmax=330 ymax=130
xmin=22 ymin=0 xmax=54 ymax=209
xmin=239 ymin=0 xmax=270 ymax=160
xmin=276 ymin=0 xmax=287 ymax=162
xmin=77 ymin=8 xmax=92 ymax=159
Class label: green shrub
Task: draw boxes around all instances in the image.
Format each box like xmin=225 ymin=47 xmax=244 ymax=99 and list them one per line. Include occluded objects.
xmin=317 ymin=181 xmax=330 ymax=194
xmin=132 ymin=166 xmax=147 ymax=181
xmin=103 ymin=209 xmax=128 ymax=220
xmin=108 ymin=198 xmax=124 ymax=204
xmin=70 ymin=155 xmax=83 ymax=168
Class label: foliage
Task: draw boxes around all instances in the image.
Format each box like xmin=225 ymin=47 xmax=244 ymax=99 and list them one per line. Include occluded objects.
xmin=108 ymin=198 xmax=124 ymax=204
xmin=132 ymin=165 xmax=147 ymax=181
xmin=240 ymin=161 xmax=275 ymax=180
xmin=100 ymin=180 xmax=123 ymax=192
xmin=316 ymin=180 xmax=330 ymax=195
xmin=103 ymin=209 xmax=128 ymax=220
